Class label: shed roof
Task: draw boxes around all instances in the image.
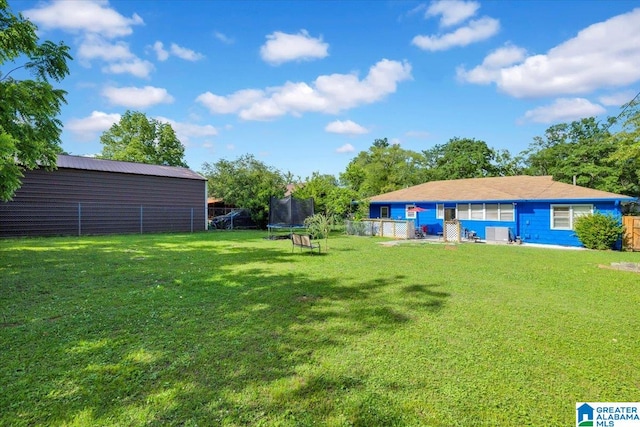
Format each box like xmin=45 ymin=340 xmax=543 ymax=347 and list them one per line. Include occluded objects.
xmin=369 ymin=175 xmax=635 ymax=203
xmin=56 ymin=154 xmax=207 ymax=181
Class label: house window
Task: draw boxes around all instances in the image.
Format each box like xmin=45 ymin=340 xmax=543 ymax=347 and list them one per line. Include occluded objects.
xmin=456 ymin=203 xmax=515 ymax=221
xmin=380 ymin=206 xmax=390 ymax=218
xmin=457 ymin=204 xmax=469 ymax=219
xmin=551 ymin=204 xmax=593 ymax=230
xmin=436 ymin=204 xmax=444 ymax=219
xmin=406 ymin=204 xmax=416 ymax=219
xmin=486 ymin=204 xmax=499 ymax=220
xmin=499 ymin=204 xmax=514 ymax=221
xmin=470 ymin=204 xmax=484 ymax=220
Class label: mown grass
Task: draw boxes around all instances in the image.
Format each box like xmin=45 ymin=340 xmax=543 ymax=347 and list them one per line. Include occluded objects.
xmin=1 ymin=232 xmax=639 ymax=426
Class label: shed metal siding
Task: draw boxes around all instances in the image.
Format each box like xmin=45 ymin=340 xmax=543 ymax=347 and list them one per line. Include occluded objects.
xmin=1 ymin=167 xmax=207 ymax=237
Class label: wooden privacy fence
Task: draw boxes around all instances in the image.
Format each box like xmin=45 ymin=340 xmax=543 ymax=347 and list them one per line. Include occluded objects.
xmin=623 ymin=216 xmax=640 ymax=251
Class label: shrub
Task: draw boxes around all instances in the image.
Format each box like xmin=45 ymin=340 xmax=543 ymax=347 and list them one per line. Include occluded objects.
xmin=573 ymin=212 xmax=625 ymax=250
xmin=304 ymin=213 xmax=333 ymax=250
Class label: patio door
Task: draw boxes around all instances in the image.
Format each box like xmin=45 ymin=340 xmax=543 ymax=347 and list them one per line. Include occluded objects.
xmin=444 ymin=208 xmax=456 ymax=220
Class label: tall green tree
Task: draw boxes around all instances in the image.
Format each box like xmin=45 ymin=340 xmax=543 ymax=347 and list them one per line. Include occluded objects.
xmin=610 ymin=100 xmax=640 ymax=158
xmin=99 ymin=111 xmax=187 ymax=167
xmin=523 ymin=117 xmax=637 ymax=195
xmin=340 ymin=138 xmax=426 ymax=197
xmin=292 ymin=172 xmax=338 ymax=216
xmin=422 ymin=137 xmax=505 ymax=180
xmin=609 ymin=100 xmax=640 ymax=196
xmin=0 ymin=0 xmax=71 ymax=201
xmin=201 ymin=154 xmax=287 ymax=227
xmin=292 ymin=172 xmax=360 ymax=218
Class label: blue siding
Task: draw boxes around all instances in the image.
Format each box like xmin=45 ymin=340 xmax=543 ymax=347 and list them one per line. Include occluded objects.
xmin=369 ymin=199 xmax=625 ymax=247
xmin=370 ymin=205 xmax=384 ymax=218
xmin=518 ymin=201 xmax=622 ymax=247
xmin=457 ymin=219 xmax=516 ymax=240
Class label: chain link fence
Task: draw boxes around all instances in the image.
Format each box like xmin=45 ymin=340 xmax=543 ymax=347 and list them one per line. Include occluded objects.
xmin=1 ymin=202 xmax=203 ymax=237
xmin=344 ymin=219 xmax=415 ymax=239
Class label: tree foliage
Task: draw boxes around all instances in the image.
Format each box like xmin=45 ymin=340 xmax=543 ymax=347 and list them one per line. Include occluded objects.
xmin=610 ymin=100 xmax=640 ymax=160
xmin=292 ymin=172 xmax=359 ymax=219
xmin=522 ymin=117 xmax=639 ymax=196
xmin=201 ymin=154 xmax=287 ymax=227
xmin=422 ymin=137 xmax=511 ymax=180
xmin=608 ymin=100 xmax=640 ymax=196
xmin=340 ymin=138 xmax=427 ymax=197
xmin=99 ymin=111 xmax=187 ymax=167
xmin=0 ymin=0 xmax=72 ymax=201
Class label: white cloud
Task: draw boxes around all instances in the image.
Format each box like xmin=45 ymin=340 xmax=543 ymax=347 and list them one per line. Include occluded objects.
xmin=426 ymin=0 xmax=480 ymax=27
xmin=460 ymin=8 xmax=640 ymax=98
xmin=336 ymin=144 xmax=355 ymax=153
xmin=325 ymin=120 xmax=368 ymax=135
xmin=196 ymin=89 xmax=266 ymax=114
xmin=170 ymin=43 xmax=204 ymax=61
xmin=102 ymin=86 xmax=174 ymax=108
xmin=520 ymin=98 xmax=606 ymax=124
xmin=23 ymin=0 xmax=143 ymax=38
xmin=598 ymin=91 xmax=637 ymax=107
xmin=155 ymin=117 xmax=218 ymax=144
xmin=65 ymin=111 xmax=121 ymax=140
xmin=24 ymin=1 xmax=154 ymax=79
xmin=412 ymin=16 xmax=499 ymax=51
xmin=457 ymin=44 xmax=527 ymax=84
xmin=214 ymin=31 xmax=234 ymax=44
xmin=197 ymin=59 xmax=412 ymax=121
xmin=260 ymin=30 xmax=329 ymax=65
xmin=152 ymin=41 xmax=170 ymax=61
xmin=102 ymin=59 xmax=155 ymax=78
xmin=150 ymin=41 xmax=203 ymax=61
xmin=77 ymin=34 xmax=135 ymax=63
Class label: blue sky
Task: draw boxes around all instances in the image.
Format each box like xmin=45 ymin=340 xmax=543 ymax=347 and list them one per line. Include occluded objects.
xmin=15 ymin=0 xmax=640 ymax=178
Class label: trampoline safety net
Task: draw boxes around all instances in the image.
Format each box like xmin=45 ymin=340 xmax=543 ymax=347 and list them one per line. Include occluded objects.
xmin=268 ymin=196 xmax=314 ymax=227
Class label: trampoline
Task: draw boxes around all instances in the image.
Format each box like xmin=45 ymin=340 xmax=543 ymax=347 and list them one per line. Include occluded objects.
xmin=267 ymin=196 xmax=314 ymax=238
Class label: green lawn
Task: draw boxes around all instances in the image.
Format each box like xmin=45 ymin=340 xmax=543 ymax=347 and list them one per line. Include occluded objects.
xmin=1 ymin=232 xmax=638 ymax=426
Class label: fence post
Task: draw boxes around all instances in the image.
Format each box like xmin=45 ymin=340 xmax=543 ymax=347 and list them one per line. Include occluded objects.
xmin=140 ymin=206 xmax=143 ymax=234
xmin=78 ymin=202 xmax=82 ymax=236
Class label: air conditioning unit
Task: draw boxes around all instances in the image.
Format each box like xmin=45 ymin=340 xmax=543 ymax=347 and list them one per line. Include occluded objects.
xmin=485 ymin=226 xmax=510 ymax=243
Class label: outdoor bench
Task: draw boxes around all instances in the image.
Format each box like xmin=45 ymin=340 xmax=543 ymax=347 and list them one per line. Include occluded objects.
xmin=291 ymin=233 xmax=321 ymax=254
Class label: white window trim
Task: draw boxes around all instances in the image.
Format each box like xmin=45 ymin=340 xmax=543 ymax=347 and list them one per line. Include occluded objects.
xmin=436 ymin=204 xmax=444 ymax=219
xmin=455 ymin=203 xmax=515 ymax=222
xmin=406 ymin=204 xmax=416 ymax=219
xmin=380 ymin=206 xmax=390 ymax=218
xmin=550 ymin=204 xmax=593 ymax=230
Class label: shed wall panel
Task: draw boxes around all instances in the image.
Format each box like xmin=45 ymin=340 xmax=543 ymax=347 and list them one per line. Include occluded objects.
xmin=1 ymin=168 xmax=206 ymax=237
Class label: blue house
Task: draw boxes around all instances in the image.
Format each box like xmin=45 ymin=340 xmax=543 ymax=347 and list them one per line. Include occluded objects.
xmin=368 ymin=175 xmax=634 ymax=247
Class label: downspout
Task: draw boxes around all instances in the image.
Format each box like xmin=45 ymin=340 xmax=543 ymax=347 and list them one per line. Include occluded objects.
xmin=513 ymin=202 xmax=519 ymax=241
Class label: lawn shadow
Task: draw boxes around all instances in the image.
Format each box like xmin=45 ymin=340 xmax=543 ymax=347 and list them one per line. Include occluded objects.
xmin=1 ymin=233 xmax=450 ymax=425
xmin=401 ymin=283 xmax=451 ymax=313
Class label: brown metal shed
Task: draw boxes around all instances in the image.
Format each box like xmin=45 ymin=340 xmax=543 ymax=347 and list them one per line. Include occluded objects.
xmin=0 ymin=155 xmax=207 ymax=237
